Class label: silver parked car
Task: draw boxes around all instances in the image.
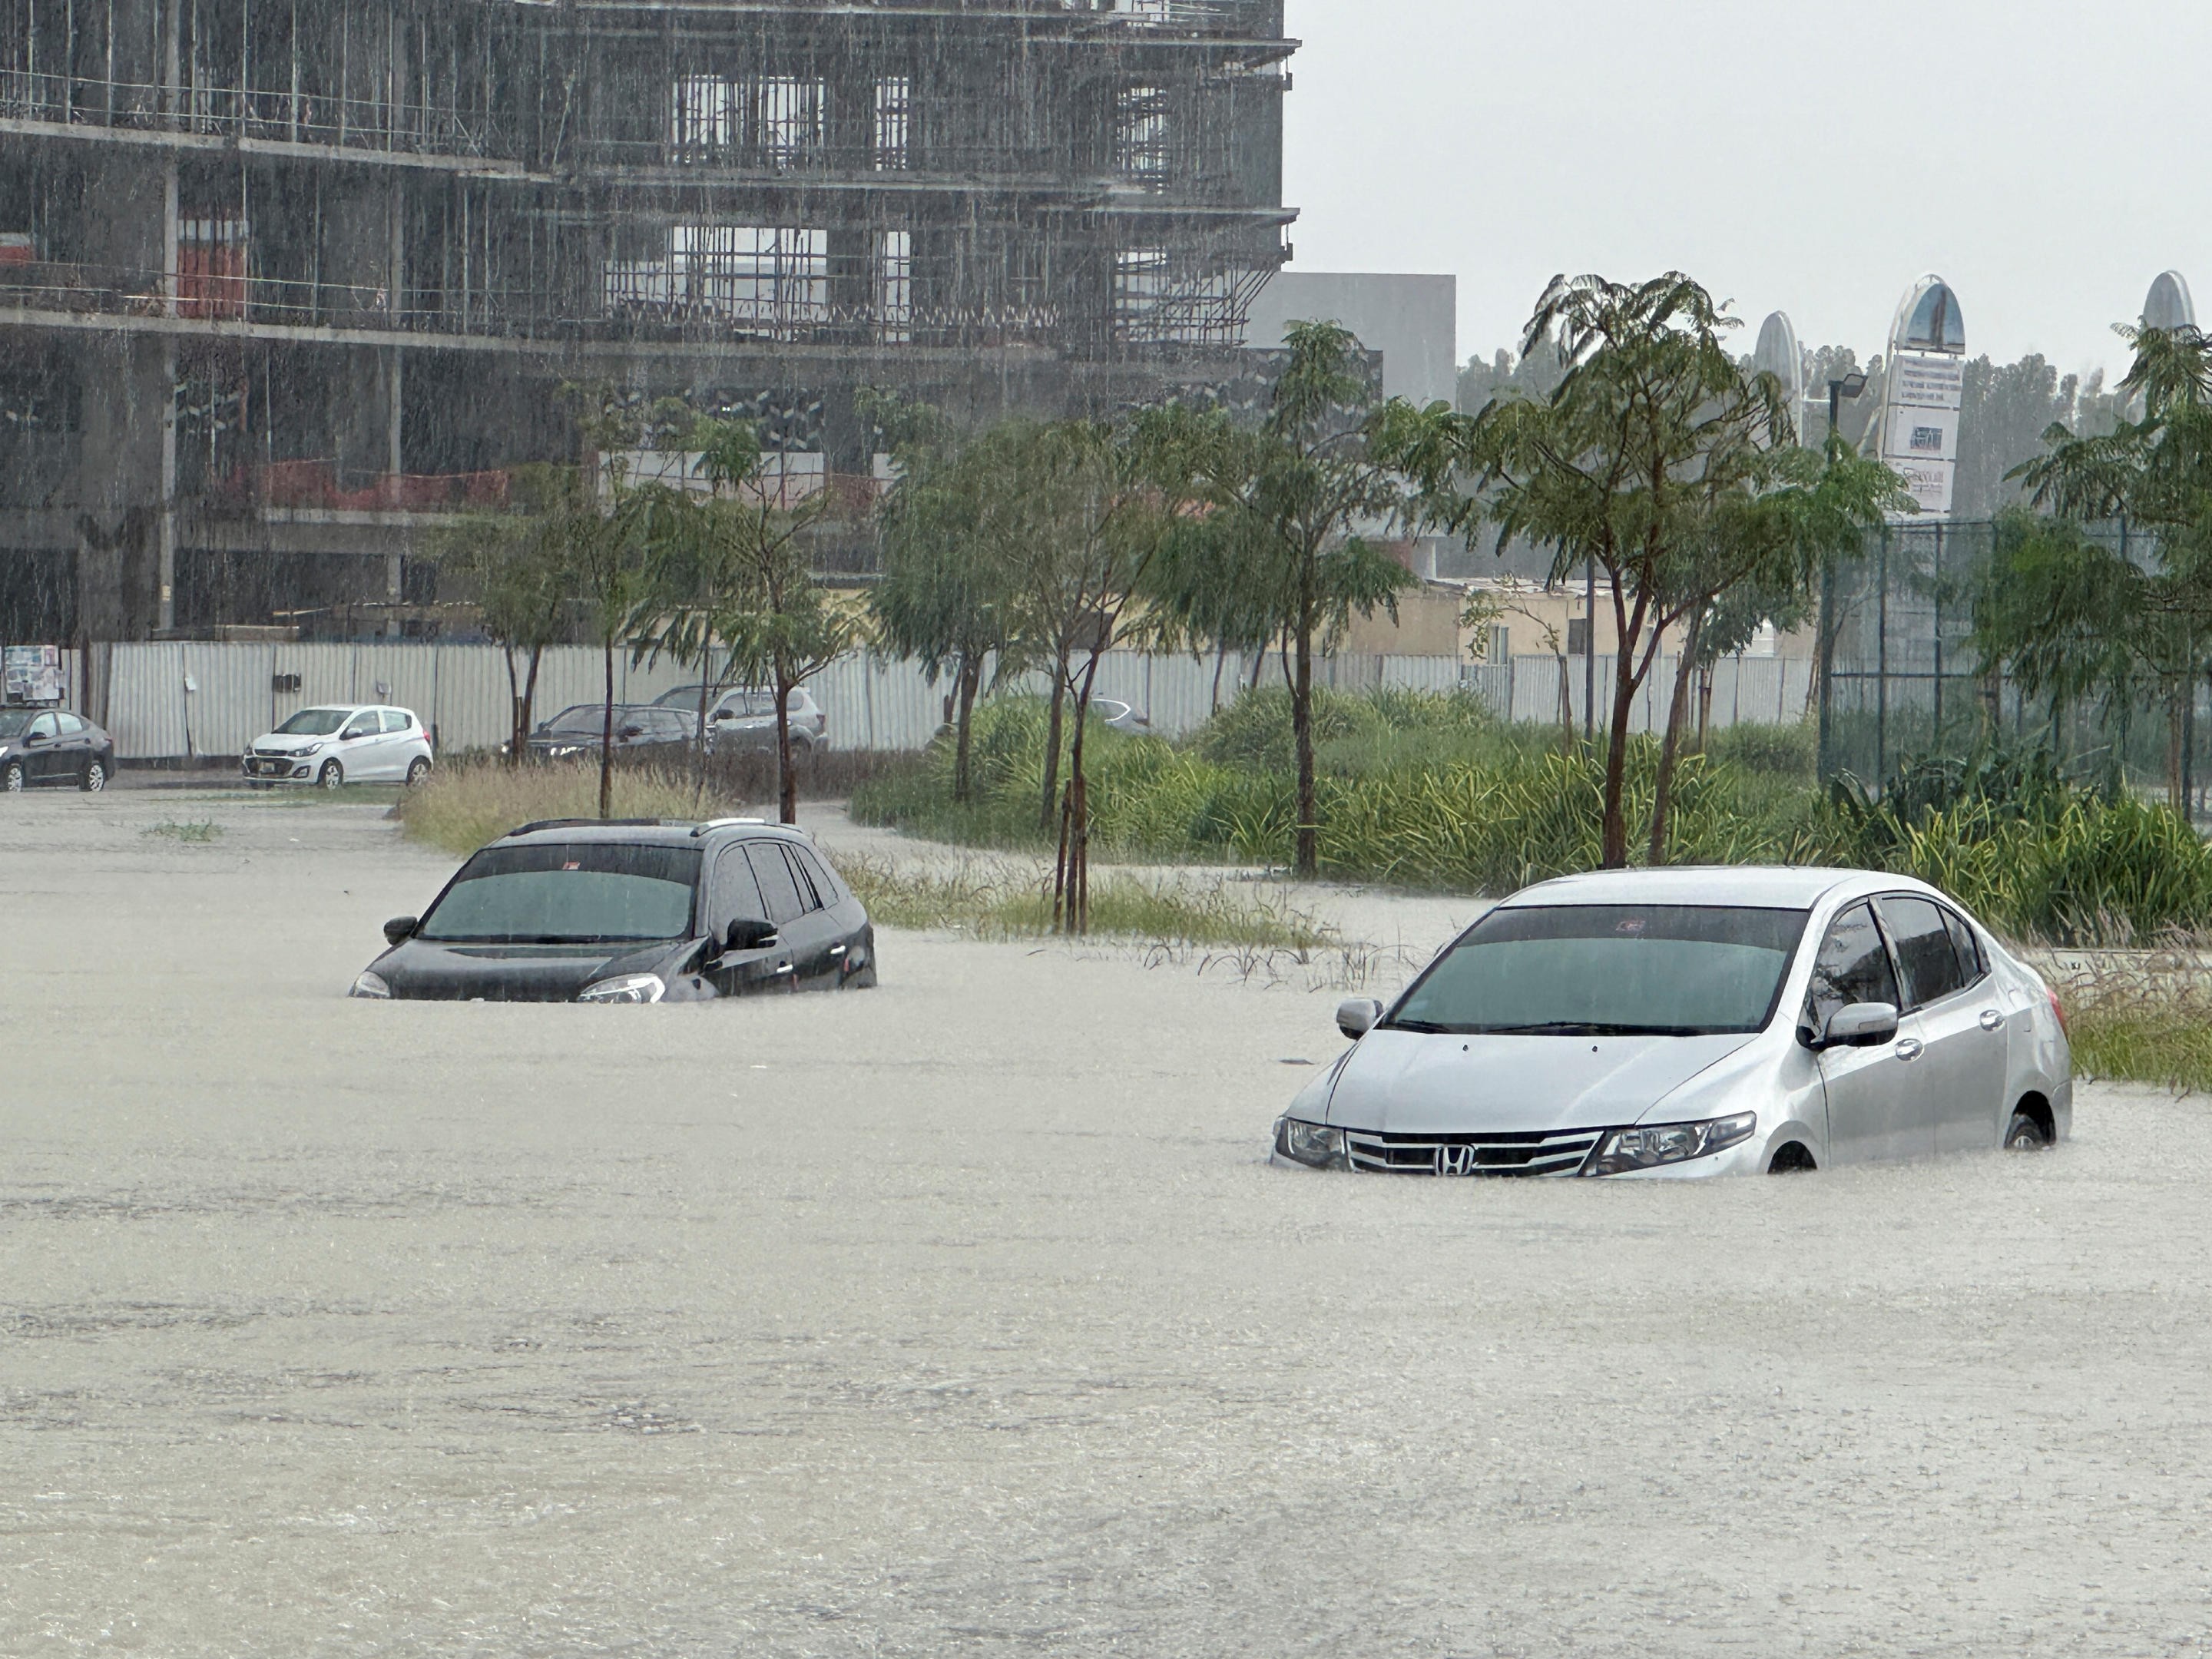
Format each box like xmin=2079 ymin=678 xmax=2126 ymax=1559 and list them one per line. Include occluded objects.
xmin=1274 ymin=868 xmax=2071 ymax=1179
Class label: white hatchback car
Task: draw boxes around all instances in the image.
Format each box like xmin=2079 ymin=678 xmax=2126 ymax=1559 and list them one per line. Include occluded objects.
xmin=1277 ymin=866 xmax=2071 ymax=1179
xmin=243 ymin=705 xmax=434 ymax=787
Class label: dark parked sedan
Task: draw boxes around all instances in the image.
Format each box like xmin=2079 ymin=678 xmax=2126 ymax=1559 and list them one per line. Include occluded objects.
xmin=524 ymin=704 xmax=696 ymax=764
xmin=349 ymin=817 xmax=876 ymax=1002
xmin=0 ymin=707 xmax=115 ymax=792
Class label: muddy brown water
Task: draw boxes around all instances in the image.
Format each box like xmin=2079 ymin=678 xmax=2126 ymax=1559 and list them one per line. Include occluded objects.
xmin=2 ymin=792 xmax=2205 ymax=1655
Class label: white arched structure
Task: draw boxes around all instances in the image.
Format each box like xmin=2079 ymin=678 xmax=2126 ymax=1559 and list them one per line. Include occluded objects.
xmin=1878 ymin=275 xmax=1967 ymax=518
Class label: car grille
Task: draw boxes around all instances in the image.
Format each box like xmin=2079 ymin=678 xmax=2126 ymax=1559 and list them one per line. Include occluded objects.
xmin=1343 ymin=1128 xmax=1607 ymax=1177
xmin=252 ymin=747 xmax=293 ymax=758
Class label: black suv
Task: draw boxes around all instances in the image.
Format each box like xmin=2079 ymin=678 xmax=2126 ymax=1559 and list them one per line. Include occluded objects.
xmin=351 ymin=818 xmax=876 ymax=1002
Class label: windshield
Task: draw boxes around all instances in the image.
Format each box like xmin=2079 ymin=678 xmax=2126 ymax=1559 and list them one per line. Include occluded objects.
xmin=0 ymin=710 xmax=32 ymax=739
xmin=1386 ymin=904 xmax=1810 ymax=1037
xmin=275 ymin=708 xmax=350 ymax=736
xmin=417 ymin=843 xmax=700 ymax=944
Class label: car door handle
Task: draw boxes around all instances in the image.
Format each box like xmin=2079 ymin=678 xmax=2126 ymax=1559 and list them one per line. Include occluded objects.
xmin=775 ymin=961 xmax=793 ymax=975
xmin=1979 ymin=1008 xmax=2005 ymax=1031
xmin=1894 ymin=1037 xmax=1923 ymax=1062
xmin=828 ymin=944 xmax=846 ymax=956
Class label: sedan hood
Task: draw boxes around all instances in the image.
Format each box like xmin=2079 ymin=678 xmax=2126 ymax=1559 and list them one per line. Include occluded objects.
xmin=373 ymin=937 xmax=692 ymax=1002
xmin=1323 ymin=1028 xmax=1757 ymax=1134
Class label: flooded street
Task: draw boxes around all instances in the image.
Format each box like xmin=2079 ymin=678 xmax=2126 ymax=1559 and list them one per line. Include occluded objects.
xmin=4 ymin=793 xmax=2209 ymax=1656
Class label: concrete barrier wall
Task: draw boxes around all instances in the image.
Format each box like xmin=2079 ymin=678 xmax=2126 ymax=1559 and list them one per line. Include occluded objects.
xmin=90 ymin=642 xmax=1814 ymax=761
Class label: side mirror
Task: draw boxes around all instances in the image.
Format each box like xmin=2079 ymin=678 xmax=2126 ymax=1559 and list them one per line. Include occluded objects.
xmin=1336 ymin=997 xmax=1384 ymax=1039
xmin=724 ymin=917 xmax=780 ymax=952
xmin=1822 ymin=1001 xmax=1899 ymax=1050
xmin=383 ymin=915 xmax=418 ymax=945
xmin=713 ymin=708 xmax=737 ymax=721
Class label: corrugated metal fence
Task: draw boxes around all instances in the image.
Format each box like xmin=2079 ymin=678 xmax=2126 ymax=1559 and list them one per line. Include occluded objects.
xmin=73 ymin=642 xmax=1814 ymax=761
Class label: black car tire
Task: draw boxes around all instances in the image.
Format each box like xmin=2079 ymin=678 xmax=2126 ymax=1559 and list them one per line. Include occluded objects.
xmin=81 ymin=758 xmax=107 ymax=792
xmin=2005 ymin=1109 xmax=2052 ymax=1151
xmin=406 ymin=757 xmax=432 ymax=786
xmin=318 ymin=760 xmax=344 ymax=790
xmin=2 ymin=760 xmax=23 ymax=792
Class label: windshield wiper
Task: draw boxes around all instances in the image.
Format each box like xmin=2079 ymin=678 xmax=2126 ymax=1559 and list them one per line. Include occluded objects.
xmin=1382 ymin=1018 xmax=1454 ymax=1033
xmin=1484 ymin=1022 xmax=1661 ymax=1036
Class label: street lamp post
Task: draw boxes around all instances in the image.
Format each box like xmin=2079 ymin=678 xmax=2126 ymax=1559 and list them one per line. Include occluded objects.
xmin=1816 ymin=372 xmax=1869 ymax=785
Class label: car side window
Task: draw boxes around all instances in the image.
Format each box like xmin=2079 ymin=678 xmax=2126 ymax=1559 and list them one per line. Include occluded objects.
xmin=28 ymin=713 xmax=58 ymax=739
xmin=380 ymin=710 xmax=411 ymax=733
xmin=745 ymin=844 xmax=807 ymax=926
xmin=342 ymin=714 xmax=376 ymax=740
xmin=1879 ymin=896 xmax=1966 ymax=1009
xmin=56 ymin=713 xmax=84 ymax=733
xmin=712 ymin=845 xmax=769 ymax=931
xmin=1942 ymin=909 xmax=1985 ymax=986
xmin=790 ymin=846 xmax=839 ymax=909
xmin=1803 ymin=902 xmax=1900 ymax=1039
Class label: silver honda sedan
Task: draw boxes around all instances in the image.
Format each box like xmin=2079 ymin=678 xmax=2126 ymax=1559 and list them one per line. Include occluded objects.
xmin=1273 ymin=868 xmax=2071 ymax=1179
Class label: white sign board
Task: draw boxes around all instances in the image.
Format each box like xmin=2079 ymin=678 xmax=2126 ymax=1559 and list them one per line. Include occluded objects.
xmin=3 ymin=645 xmax=65 ymax=704
xmin=1890 ymin=354 xmax=1965 ymax=410
xmin=1879 ymin=349 xmax=1966 ymax=518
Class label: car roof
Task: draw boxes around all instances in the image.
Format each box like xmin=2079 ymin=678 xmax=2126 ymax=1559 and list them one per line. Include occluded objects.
xmin=491 ymin=817 xmax=818 ymax=850
xmin=1501 ymin=866 xmax=1881 ymax=909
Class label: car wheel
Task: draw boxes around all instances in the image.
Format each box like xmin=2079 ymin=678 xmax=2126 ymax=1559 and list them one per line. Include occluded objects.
xmin=1767 ymin=1142 xmax=1817 ymax=1174
xmin=80 ymin=758 xmax=107 ymax=792
xmin=2004 ymin=1110 xmax=2052 ymax=1151
xmin=318 ymin=760 xmax=344 ymax=790
xmin=2 ymin=760 xmax=24 ymax=792
xmin=406 ymin=757 xmax=432 ymax=786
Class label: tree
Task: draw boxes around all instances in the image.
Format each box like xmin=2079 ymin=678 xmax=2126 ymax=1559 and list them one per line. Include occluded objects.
xmin=988 ymin=418 xmax=1177 ymax=927
xmin=628 ymin=417 xmax=766 ymax=803
xmin=1999 ymin=322 xmax=2212 ymax=808
xmin=1386 ymin=274 xmax=1799 ymax=867
xmin=1171 ymin=323 xmax=1414 ymax=878
xmin=436 ymin=464 xmax=583 ymax=765
xmin=556 ymin=382 xmax=670 ymax=820
xmin=871 ymin=411 xmax=1025 ymax=803
xmin=682 ymin=419 xmax=854 ymax=826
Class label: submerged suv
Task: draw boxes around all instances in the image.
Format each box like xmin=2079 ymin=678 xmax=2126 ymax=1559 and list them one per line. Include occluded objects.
xmin=350 ymin=817 xmax=875 ymax=1002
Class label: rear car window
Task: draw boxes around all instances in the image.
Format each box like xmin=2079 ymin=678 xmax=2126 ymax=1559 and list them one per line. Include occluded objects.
xmin=746 ymin=844 xmax=809 ymax=925
xmin=1879 ymin=896 xmax=1966 ymax=1009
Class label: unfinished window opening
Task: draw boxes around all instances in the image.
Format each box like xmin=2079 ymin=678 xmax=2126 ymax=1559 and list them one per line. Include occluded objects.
xmin=674 ymin=224 xmax=828 ymax=336
xmin=177 ymin=217 xmax=250 ymax=320
xmin=670 ymin=75 xmax=733 ymax=157
xmin=747 ymin=75 xmax=824 ymax=169
xmin=1114 ymin=85 xmax=1171 ymax=184
xmin=876 ymin=229 xmax=912 ymax=342
xmin=874 ymin=77 xmax=911 ymax=170
xmin=1113 ymin=247 xmax=1253 ymax=347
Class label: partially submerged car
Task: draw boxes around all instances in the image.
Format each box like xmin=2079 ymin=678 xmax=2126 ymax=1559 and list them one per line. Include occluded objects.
xmin=351 ymin=817 xmax=875 ymax=1002
xmin=1274 ymin=867 xmax=2070 ymax=1179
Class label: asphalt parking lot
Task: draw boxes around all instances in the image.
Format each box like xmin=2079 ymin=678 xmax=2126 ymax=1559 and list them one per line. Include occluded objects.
xmin=3 ymin=790 xmax=2209 ymax=1656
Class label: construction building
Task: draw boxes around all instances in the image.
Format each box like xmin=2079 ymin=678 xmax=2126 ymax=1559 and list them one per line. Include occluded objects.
xmin=0 ymin=0 xmax=1295 ymax=643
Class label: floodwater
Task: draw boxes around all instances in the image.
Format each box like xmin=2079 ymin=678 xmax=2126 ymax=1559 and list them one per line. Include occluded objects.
xmin=2 ymin=791 xmax=2208 ymax=1656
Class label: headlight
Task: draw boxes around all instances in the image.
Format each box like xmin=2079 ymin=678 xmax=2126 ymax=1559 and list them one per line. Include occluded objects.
xmin=349 ymin=971 xmax=392 ymax=999
xmin=1591 ymin=1111 xmax=1756 ymax=1175
xmin=1275 ymin=1117 xmax=1346 ymax=1169
xmin=578 ymin=973 xmax=665 ymax=1005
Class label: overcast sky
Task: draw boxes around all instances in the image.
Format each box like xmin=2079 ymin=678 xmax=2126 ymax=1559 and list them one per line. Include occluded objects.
xmin=1281 ymin=0 xmax=2212 ymax=381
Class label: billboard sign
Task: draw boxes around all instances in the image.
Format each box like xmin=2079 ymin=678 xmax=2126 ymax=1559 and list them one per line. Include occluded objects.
xmin=3 ymin=644 xmax=66 ymax=705
xmin=1879 ymin=276 xmax=1967 ymax=518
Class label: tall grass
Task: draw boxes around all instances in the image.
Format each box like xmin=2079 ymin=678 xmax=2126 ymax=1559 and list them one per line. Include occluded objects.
xmin=393 ymin=757 xmax=742 ymax=856
xmin=831 ymin=853 xmax=1337 ymax=949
